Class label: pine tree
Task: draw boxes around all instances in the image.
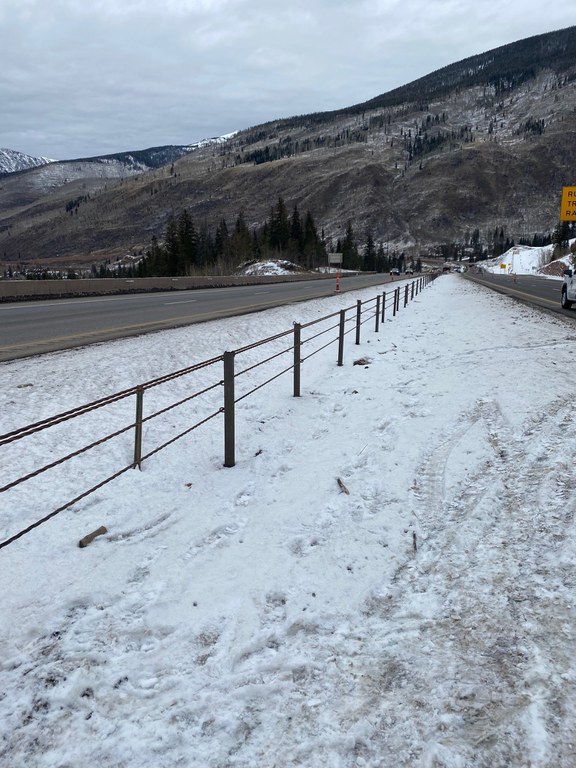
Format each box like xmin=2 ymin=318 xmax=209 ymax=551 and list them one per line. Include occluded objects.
xmin=178 ymin=209 xmax=197 ymax=272
xmin=164 ymin=215 xmax=180 ymax=275
xmin=290 ymin=206 xmax=304 ymax=257
xmin=229 ymin=212 xmax=252 ymax=264
xmin=553 ymin=220 xmax=572 ymax=249
xmin=269 ymin=197 xmax=290 ymax=253
xmin=214 ymin=219 xmax=229 ymax=261
xmin=342 ymin=222 xmax=359 ymax=270
xmin=139 ymin=235 xmax=165 ymax=277
xmin=251 ymin=231 xmax=262 ymax=260
xmin=302 ymin=211 xmax=323 ymax=269
xmin=376 ymin=242 xmax=386 ymax=272
xmin=363 ymin=231 xmax=376 ymax=271
xmin=196 ymin=222 xmax=215 ymax=268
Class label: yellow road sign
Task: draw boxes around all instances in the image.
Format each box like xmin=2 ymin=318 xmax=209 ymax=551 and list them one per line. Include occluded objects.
xmin=560 ymin=186 xmax=576 ymax=221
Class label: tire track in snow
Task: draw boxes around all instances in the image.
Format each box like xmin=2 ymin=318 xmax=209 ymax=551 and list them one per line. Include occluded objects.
xmin=354 ymin=397 xmax=576 ymax=767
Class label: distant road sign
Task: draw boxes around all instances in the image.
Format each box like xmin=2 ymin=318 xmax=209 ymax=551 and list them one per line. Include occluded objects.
xmin=560 ymin=187 xmax=576 ymax=220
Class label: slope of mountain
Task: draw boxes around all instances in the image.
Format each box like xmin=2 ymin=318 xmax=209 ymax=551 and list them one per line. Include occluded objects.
xmin=0 ymin=148 xmax=53 ymax=176
xmin=1 ymin=27 xmax=575 ymax=268
xmin=0 ymin=142 xmax=217 ymax=207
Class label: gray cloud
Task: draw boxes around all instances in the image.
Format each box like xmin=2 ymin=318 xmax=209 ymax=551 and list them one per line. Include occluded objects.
xmin=0 ymin=0 xmax=570 ymax=159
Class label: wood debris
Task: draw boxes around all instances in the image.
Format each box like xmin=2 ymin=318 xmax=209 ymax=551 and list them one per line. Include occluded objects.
xmin=337 ymin=478 xmax=350 ymax=495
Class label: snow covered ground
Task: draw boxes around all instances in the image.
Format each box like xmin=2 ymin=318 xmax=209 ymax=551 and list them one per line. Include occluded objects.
xmin=478 ymin=241 xmax=574 ymax=277
xmin=2 ymin=270 xmax=576 ymax=767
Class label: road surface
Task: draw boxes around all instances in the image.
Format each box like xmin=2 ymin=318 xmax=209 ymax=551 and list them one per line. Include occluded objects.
xmin=463 ymin=271 xmax=567 ymax=316
xmin=1 ymin=274 xmax=402 ymax=362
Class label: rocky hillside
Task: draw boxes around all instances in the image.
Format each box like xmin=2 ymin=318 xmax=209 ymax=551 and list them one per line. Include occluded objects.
xmin=1 ymin=26 xmax=575 ymax=268
xmin=0 ymin=148 xmax=52 ymax=176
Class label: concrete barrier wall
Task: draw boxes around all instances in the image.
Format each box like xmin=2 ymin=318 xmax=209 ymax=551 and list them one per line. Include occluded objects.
xmin=0 ymin=273 xmax=337 ymax=301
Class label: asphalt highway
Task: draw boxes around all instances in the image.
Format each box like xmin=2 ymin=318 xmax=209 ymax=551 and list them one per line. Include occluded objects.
xmin=1 ymin=274 xmax=402 ymax=362
xmin=463 ymin=271 xmax=568 ymax=316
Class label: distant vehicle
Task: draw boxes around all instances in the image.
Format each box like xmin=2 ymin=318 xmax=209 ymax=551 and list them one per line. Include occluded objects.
xmin=391 ymin=268 xmax=400 ymax=275
xmin=405 ymin=267 xmax=414 ymax=274
xmin=562 ymin=268 xmax=576 ymax=309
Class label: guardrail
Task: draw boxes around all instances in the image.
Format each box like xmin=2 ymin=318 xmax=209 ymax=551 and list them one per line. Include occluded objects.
xmin=0 ymin=275 xmax=436 ymax=550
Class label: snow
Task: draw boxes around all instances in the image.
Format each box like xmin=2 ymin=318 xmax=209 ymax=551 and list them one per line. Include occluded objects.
xmin=237 ymin=259 xmax=302 ymax=276
xmin=478 ymin=242 xmax=573 ymax=277
xmin=2 ymin=266 xmax=576 ymax=767
xmin=0 ymin=148 xmax=53 ymax=174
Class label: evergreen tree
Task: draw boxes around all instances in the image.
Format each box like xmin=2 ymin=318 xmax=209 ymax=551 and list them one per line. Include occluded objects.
xmin=290 ymin=206 xmax=304 ymax=257
xmin=139 ymin=235 xmax=165 ymax=277
xmin=229 ymin=212 xmax=252 ymax=264
xmin=251 ymin=231 xmax=262 ymax=260
xmin=196 ymin=221 xmax=215 ymax=267
xmin=342 ymin=222 xmax=360 ymax=270
xmin=141 ymin=201 xmax=328 ymax=276
xmin=269 ymin=197 xmax=290 ymax=252
xmin=177 ymin=209 xmax=197 ymax=272
xmin=302 ymin=211 xmax=323 ymax=269
xmin=214 ymin=219 xmax=229 ymax=261
xmin=164 ymin=215 xmax=180 ymax=275
xmin=375 ymin=242 xmax=386 ymax=272
xmin=553 ymin=220 xmax=572 ymax=250
xmin=363 ymin=231 xmax=377 ymax=271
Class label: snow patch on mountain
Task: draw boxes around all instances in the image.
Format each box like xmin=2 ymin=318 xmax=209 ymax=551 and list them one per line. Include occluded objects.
xmin=0 ymin=132 xmax=237 ymax=180
xmin=0 ymin=148 xmax=53 ymax=175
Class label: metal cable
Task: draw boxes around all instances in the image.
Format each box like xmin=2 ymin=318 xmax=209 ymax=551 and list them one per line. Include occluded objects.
xmin=234 ymin=327 xmax=294 ymax=355
xmin=302 ymin=334 xmax=341 ymax=361
xmin=140 ymin=380 xmax=223 ymax=424
xmin=236 ymin=344 xmax=293 ymax=377
xmin=0 ymin=462 xmax=135 ymax=550
xmin=1 ymin=421 xmax=135 ymax=494
xmin=139 ymin=408 xmax=223 ymax=461
xmin=301 ymin=321 xmax=340 ymax=344
xmin=234 ymin=364 xmax=293 ymax=403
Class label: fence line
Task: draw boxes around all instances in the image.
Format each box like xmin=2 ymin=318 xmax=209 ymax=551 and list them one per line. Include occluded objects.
xmin=0 ymin=274 xmax=436 ymax=550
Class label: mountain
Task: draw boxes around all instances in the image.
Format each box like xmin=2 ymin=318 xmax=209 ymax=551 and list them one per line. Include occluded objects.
xmin=0 ymin=140 xmax=234 ymax=181
xmin=1 ymin=27 xmax=575 ymax=269
xmin=0 ymin=148 xmax=53 ymax=175
xmin=0 ymin=142 xmax=221 ymax=203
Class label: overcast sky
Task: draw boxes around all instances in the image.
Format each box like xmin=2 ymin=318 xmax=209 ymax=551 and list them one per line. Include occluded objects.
xmin=0 ymin=0 xmax=571 ymax=160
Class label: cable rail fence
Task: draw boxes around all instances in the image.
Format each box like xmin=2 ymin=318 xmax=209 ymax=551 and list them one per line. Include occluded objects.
xmin=1 ymin=274 xmax=436 ymax=550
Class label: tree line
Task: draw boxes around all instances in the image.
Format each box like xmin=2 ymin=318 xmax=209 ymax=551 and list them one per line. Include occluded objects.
xmin=437 ymin=221 xmax=575 ymax=262
xmin=137 ymin=199 xmax=327 ymax=276
xmin=135 ymin=199 xmax=414 ymax=277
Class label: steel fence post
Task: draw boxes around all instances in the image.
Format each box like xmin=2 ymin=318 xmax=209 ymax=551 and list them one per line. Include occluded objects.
xmin=293 ymin=323 xmax=301 ymax=397
xmin=356 ymin=299 xmax=362 ymax=345
xmin=133 ymin=386 xmax=144 ymax=470
xmin=375 ymin=295 xmax=380 ymax=332
xmin=223 ymin=351 xmax=236 ymax=468
xmin=337 ymin=309 xmax=346 ymax=366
